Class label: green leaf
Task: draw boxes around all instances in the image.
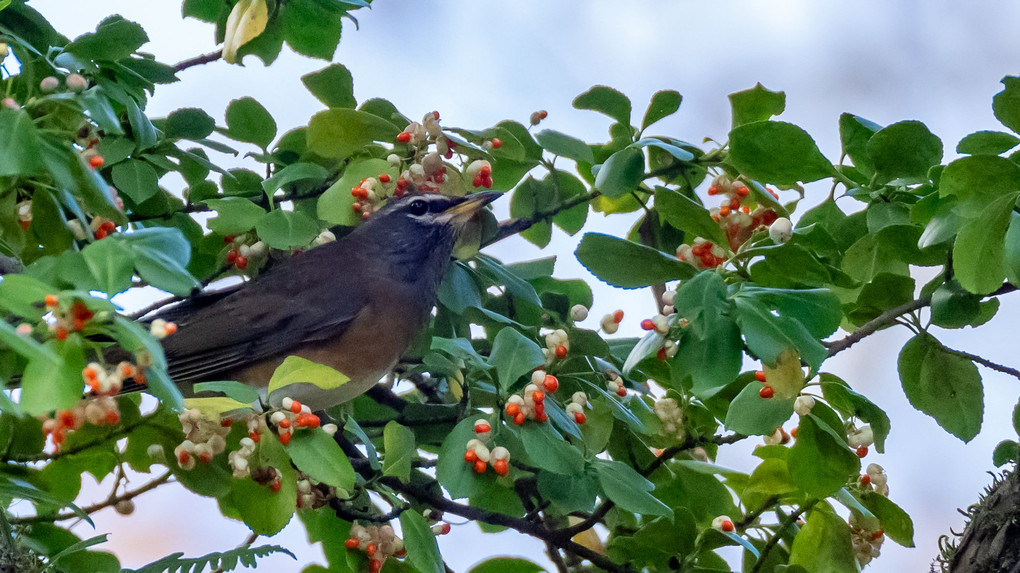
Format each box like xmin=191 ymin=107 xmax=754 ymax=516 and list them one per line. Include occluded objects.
xmin=573 ymin=85 xmax=632 ymax=126
xmin=225 ymin=97 xmax=277 ymax=148
xmin=788 ymin=508 xmax=857 ymax=573
xmin=593 ymin=147 xmax=644 ymax=198
xmin=736 ymin=285 xmax=842 ymax=339
xmin=228 ymin=436 xmax=295 ymax=535
xmin=436 ymin=417 xmax=482 ymax=499
xmin=860 ymin=492 xmax=914 ymax=547
xmin=642 ymin=90 xmax=683 ymax=131
xmin=728 ymin=83 xmax=786 ymax=128
xmin=261 ymin=162 xmax=329 ymax=200
xmin=205 ymin=198 xmax=267 ymax=235
xmin=787 ymin=416 xmax=860 ymax=497
xmin=867 ymin=120 xmax=943 ymax=183
xmin=670 ymin=272 xmax=742 ymax=398
xmin=839 ymin=113 xmax=882 ymax=176
xmin=820 ymin=376 xmax=891 ymax=453
xmin=468 ymin=557 xmax=545 ymax=573
xmin=957 ymin=130 xmax=1020 ymax=155
xmin=1004 ymin=213 xmax=1020 ymax=286
xmin=255 ymin=210 xmax=319 ymax=250
xmin=723 ymin=382 xmax=794 ymax=436
xmin=282 ymin=0 xmax=343 ymax=60
xmin=399 ymin=510 xmax=444 ymax=573
xmin=193 ymin=381 xmax=261 ymax=404
xmin=438 ymin=263 xmax=482 ymax=314
xmin=301 ymin=63 xmax=356 ymax=108
xmin=382 ymin=421 xmax=415 ymax=482
xmin=0 ymin=274 xmax=53 ymax=319
xmin=731 ymin=291 xmax=827 ymax=370
xmin=520 ymin=423 xmax=585 ymax=476
xmin=474 ymin=255 xmax=543 ymax=308
xmin=938 ymin=155 xmax=1020 ymax=217
xmin=122 ymin=228 xmax=200 ymax=296
xmin=993 ymin=440 xmax=1019 ymax=467
xmin=728 ymin=121 xmax=835 ymax=185
xmin=0 ymin=108 xmax=44 ymax=176
xmin=81 ymin=238 xmax=134 ymax=295
xmin=489 ymin=327 xmax=544 ymax=391
xmin=285 ymin=429 xmax=355 ymax=491
xmin=111 ymin=159 xmax=160 ymax=203
xmin=163 ymin=108 xmax=216 ymax=140
xmin=575 ymin=232 xmax=695 ymax=288
xmin=631 ymin=138 xmax=694 ymax=162
xmin=306 ymin=109 xmax=400 ymax=159
xmin=267 ymin=356 xmax=350 ymax=399
xmin=992 ymin=76 xmax=1020 ymax=134
xmin=535 ymin=130 xmax=594 ymax=163
xmin=898 ymin=333 xmax=983 ymax=442
xmin=593 ymin=459 xmax=672 ymax=518
xmin=21 ymin=341 xmax=81 ymax=416
xmin=317 ymin=158 xmax=395 ymax=226
xmin=953 ymin=191 xmax=1018 ymax=294
xmin=930 ymin=280 xmax=982 ymax=328
xmin=64 ymin=15 xmax=147 ymax=61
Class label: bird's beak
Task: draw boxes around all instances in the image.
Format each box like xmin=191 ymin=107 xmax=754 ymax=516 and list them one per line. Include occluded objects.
xmin=439 ymin=191 xmax=501 ymax=224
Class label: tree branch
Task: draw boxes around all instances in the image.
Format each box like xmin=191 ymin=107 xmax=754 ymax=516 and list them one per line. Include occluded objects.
xmin=489 ymin=189 xmax=601 ymax=245
xmin=826 ymin=297 xmax=930 ymax=358
xmin=750 ymin=499 xmax=818 ymax=573
xmin=172 ymin=50 xmax=223 ymax=73
xmin=10 ymin=471 xmax=173 ymax=524
xmin=939 ymin=344 xmax=1020 ymax=382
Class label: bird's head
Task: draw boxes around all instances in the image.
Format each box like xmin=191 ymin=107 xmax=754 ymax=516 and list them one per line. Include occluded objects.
xmin=358 ymin=191 xmax=501 ymax=283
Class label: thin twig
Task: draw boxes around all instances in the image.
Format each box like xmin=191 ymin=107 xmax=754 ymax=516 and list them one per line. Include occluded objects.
xmin=735 ymin=495 xmax=781 ymax=530
xmin=826 ymin=297 xmax=930 ymax=357
xmin=172 ymin=50 xmax=223 ymax=73
xmin=939 ymin=344 xmax=1020 ymax=382
xmin=490 ymin=189 xmax=601 ymax=245
xmin=10 ymin=471 xmax=173 ymax=524
xmin=750 ymin=499 xmax=818 ymax=573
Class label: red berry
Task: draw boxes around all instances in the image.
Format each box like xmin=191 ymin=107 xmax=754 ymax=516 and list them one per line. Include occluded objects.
xmin=223 ymin=235 xmax=236 ymax=244
xmin=198 ymin=451 xmax=213 ymax=463
xmin=226 ymin=249 xmax=238 ymax=264
xmin=464 ymin=449 xmax=478 ymax=463
xmin=474 ymin=459 xmax=487 ymax=473
xmin=344 ymin=538 xmax=359 ymax=550
xmin=871 ymin=529 xmax=884 ymax=540
xmin=88 ymin=155 xmax=104 ymax=169
xmin=860 ymin=474 xmax=871 ymax=486
xmin=721 ymin=520 xmax=735 ymax=532
xmin=535 ymin=412 xmax=548 ymax=423
xmin=369 ymin=560 xmax=382 ymax=573
xmin=351 ymin=186 xmax=368 ymax=199
xmin=475 ymin=422 xmax=491 ymax=434
xmin=612 ymin=310 xmax=624 ymax=323
xmin=235 ymin=256 xmax=248 ymax=270
xmin=395 ymin=548 xmax=406 ymax=557
xmin=616 ymin=385 xmax=627 ymax=397
xmin=538 ymin=110 xmax=548 ymax=119
xmin=366 ymin=543 xmax=377 ymax=557
xmin=532 ymin=390 xmax=545 ymax=403
xmin=513 ymin=412 xmax=525 ymax=425
xmin=657 ymin=348 xmax=668 ymax=361
xmin=55 ymin=327 xmax=68 ymax=341
xmin=791 ymin=426 xmax=798 ymax=439
xmin=94 ymin=228 xmax=108 ymax=239
xmin=396 ymin=132 xmax=411 ymax=143
xmin=641 ymin=319 xmax=655 ymax=330
xmin=290 ymin=400 xmax=303 ymax=414
xmin=506 ymin=402 xmax=520 ymax=416
xmin=379 ymin=173 xmax=391 ymax=183
xmin=491 ymin=138 xmax=502 ymax=149
xmin=279 ymin=432 xmax=291 ymax=445
xmin=543 ymin=375 xmax=559 ymax=393
xmin=574 ymin=412 xmax=586 ymax=425
xmin=493 ymin=459 xmax=509 ymax=476
xmin=707 ymin=185 xmax=720 ymax=196
xmin=432 ymin=111 xmax=440 ymax=121
xmin=754 ymin=370 xmax=766 ymax=382
xmin=534 ymin=402 xmax=545 ymax=417
xmin=279 ymin=418 xmax=291 ymax=429
xmin=759 ymin=385 xmax=774 ymax=399
xmin=105 ymin=410 xmax=120 ymax=425
xmin=44 ymin=295 xmax=58 ymax=307
xmin=856 ymin=445 xmax=868 ymax=458
xmin=555 ymin=345 xmax=567 ymax=359
xmin=270 ymin=480 xmax=282 ymax=493
xmin=177 ymin=450 xmax=191 ymax=466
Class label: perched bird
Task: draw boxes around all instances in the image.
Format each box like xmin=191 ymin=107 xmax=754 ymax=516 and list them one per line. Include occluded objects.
xmin=143 ymin=191 xmax=500 ymax=409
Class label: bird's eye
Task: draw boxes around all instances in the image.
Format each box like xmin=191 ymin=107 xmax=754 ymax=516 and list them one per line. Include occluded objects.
xmin=409 ymin=199 xmax=429 ymax=216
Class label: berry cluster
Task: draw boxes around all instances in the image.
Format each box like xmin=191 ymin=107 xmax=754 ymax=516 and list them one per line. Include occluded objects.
xmin=542 ymin=329 xmax=569 ymax=362
xmin=860 ymin=462 xmax=889 ymax=496
xmin=296 ymin=472 xmax=334 ymax=510
xmin=82 ymin=361 xmax=145 ymax=395
xmin=847 ymin=423 xmax=875 ymax=458
xmin=605 ymin=369 xmax=628 ymax=397
xmin=850 ymin=511 xmax=885 ymax=567
xmin=272 ymin=397 xmax=335 ymax=445
xmin=229 ymin=436 xmax=258 ymax=478
xmin=599 ymin=309 xmax=625 ymax=334
xmin=676 ymin=237 xmax=728 ymax=269
xmin=529 ymin=109 xmax=549 ymax=126
xmin=466 ymin=159 xmax=493 ymax=189
xmin=504 ymin=370 xmax=561 ymax=425
xmin=42 ymin=295 xmax=99 ymax=341
xmin=223 ymin=234 xmax=268 ymax=272
xmin=344 ymin=523 xmax=407 ymax=573
xmin=42 ymin=396 xmax=121 ymax=449
xmin=174 ymin=408 xmax=231 ymax=470
xmin=653 ymin=397 xmax=685 ymax=441
xmin=464 ymin=431 xmax=511 ymax=477
xmin=351 ymin=175 xmax=390 ymax=218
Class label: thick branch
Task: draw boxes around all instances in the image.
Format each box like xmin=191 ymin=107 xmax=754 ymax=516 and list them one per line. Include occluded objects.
xmin=10 ymin=471 xmax=173 ymax=524
xmin=172 ymin=50 xmax=222 ymax=73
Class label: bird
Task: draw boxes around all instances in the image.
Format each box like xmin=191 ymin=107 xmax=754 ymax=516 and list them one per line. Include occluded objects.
xmin=138 ymin=191 xmax=500 ymax=410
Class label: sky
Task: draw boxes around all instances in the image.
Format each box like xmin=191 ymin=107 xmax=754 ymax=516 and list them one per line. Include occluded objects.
xmin=21 ymin=0 xmax=1020 ymax=571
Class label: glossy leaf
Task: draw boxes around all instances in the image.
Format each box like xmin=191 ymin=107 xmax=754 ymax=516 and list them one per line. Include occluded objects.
xmin=0 ymin=108 xmax=44 ymax=176
xmin=489 ymin=327 xmax=545 ymax=391
xmin=163 ymin=108 xmax=216 ymax=140
xmin=787 ymin=416 xmax=860 ymax=497
xmin=953 ymin=192 xmax=1018 ymax=294
xmin=724 ymin=381 xmax=794 ymax=436
xmin=992 ymin=75 xmax=1020 ymax=134
xmin=728 ymin=121 xmax=835 ymax=184
xmin=111 ymin=159 xmax=160 ymax=203
xmin=788 ymin=508 xmax=857 ymax=573
xmin=593 ymin=147 xmax=644 ymax=198
xmin=205 ymin=198 xmax=267 ymax=235
xmin=399 ymin=510 xmax=444 ymax=573
xmin=860 ymin=492 xmax=914 ymax=547
xmin=641 ymin=89 xmax=682 ymax=131
xmin=728 ymin=83 xmax=785 ymax=127
xmin=654 ymin=188 xmax=728 ymax=246
xmin=306 ymin=108 xmax=400 ymax=159
xmin=898 ymin=333 xmax=983 ymax=442
xmin=573 ymin=85 xmax=632 ymax=126
xmin=939 ymin=155 xmax=1020 ymax=217
xmin=285 ymin=429 xmax=355 ymax=491
xmin=594 ymin=459 xmax=672 ymax=518
xmin=535 ymin=129 xmax=594 ymax=163
xmin=255 ymin=209 xmax=319 ymax=249
xmin=957 ymin=130 xmax=1020 ymax=155
xmin=867 ymin=120 xmax=943 ymax=183
xmin=575 ymin=232 xmax=695 ymax=288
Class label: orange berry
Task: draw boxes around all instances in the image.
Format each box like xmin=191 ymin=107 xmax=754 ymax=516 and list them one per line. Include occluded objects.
xmin=235 ymin=256 xmax=248 ymax=270
xmin=612 ymin=310 xmax=624 ymax=323
xmin=379 ymin=173 xmax=391 ymax=183
xmin=88 ymin=155 xmax=105 ymax=169
xmin=279 ymin=432 xmax=291 ymax=445
xmin=177 ymin=450 xmax=191 ymax=466
xmin=871 ymin=529 xmax=884 ymax=540
xmin=475 ymin=423 xmax=491 ymax=434
xmin=55 ymin=327 xmax=68 ymax=341
xmin=754 ymin=371 xmax=766 ymax=382
xmin=366 ymin=543 xmax=377 ymax=557
xmin=464 ymin=449 xmax=478 ymax=463
xmin=134 ymin=372 xmax=146 ymax=385
xmin=396 ymin=132 xmax=411 ymax=143
xmin=474 ymin=459 xmax=487 ymax=473
xmin=616 ymin=385 xmax=627 ymax=397
xmin=290 ymin=401 xmax=302 ymax=414
xmin=719 ymin=205 xmax=731 ymax=217
xmin=198 ymin=451 xmax=213 ymax=463
xmin=87 ymin=380 xmax=100 ymax=393
xmin=513 ymin=412 xmax=525 ymax=425
xmin=543 ymin=375 xmax=559 ymax=393
xmin=299 ymin=413 xmax=321 ymax=428
xmin=369 ymin=559 xmax=382 ymax=573
xmin=249 ymin=431 xmax=260 ymax=442
xmin=535 ymin=412 xmax=548 ymax=423
xmin=574 ymin=412 xmax=586 ymax=424
xmin=532 ymin=390 xmax=545 ymax=403
xmin=759 ymin=385 xmax=774 ymax=399
xmin=721 ymin=519 xmax=734 ymax=532
xmin=736 ymin=185 xmax=749 ymax=197
xmin=493 ymin=459 xmax=509 ymax=476
xmin=860 ymin=474 xmax=871 ymax=486
xmin=83 ymin=367 xmax=97 ymax=380
xmin=707 ymin=185 xmax=720 ymax=196
xmin=791 ymin=426 xmax=798 ymax=439
xmin=164 ymin=322 xmax=178 ymax=335
xmin=506 ymin=402 xmax=521 ymax=416
xmin=555 ymin=345 xmax=567 ymax=359
xmin=491 ymin=138 xmax=502 ymax=149
xmin=105 ymin=410 xmax=120 ymax=425
xmin=344 ymin=538 xmax=359 ymax=550
xmin=72 ymin=318 xmax=85 ymax=331
xmin=351 ymin=186 xmax=368 ymax=199
xmin=729 ymin=197 xmax=741 ymax=209
xmin=44 ymin=295 xmax=58 ymax=307
xmin=279 ymin=418 xmax=291 ymax=429
xmin=538 ymin=110 xmax=548 ymax=119
xmin=641 ymin=319 xmax=655 ymax=330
